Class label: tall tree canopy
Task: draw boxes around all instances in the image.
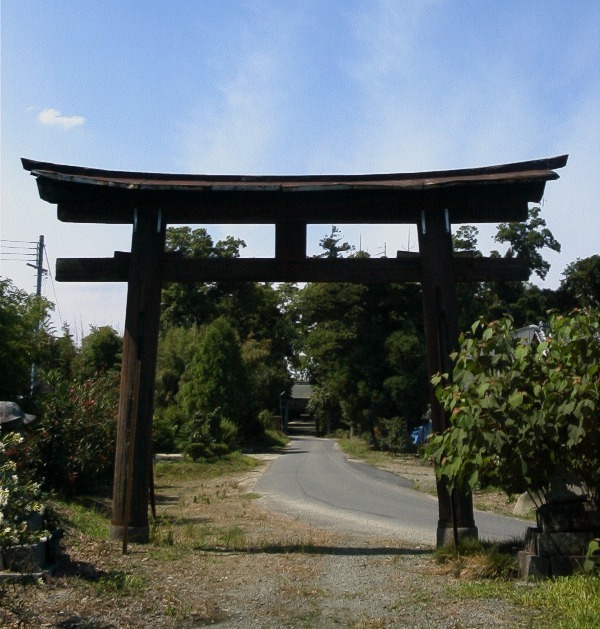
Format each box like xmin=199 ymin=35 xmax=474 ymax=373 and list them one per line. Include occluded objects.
xmin=559 ymin=255 xmax=600 ymax=310
xmin=297 ymin=229 xmax=427 ymax=440
xmin=494 ymin=206 xmax=561 ymax=280
xmin=0 ymin=278 xmax=51 ymax=400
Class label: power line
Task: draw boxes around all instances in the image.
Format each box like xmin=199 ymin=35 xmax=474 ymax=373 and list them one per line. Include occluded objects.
xmin=44 ymin=244 xmax=63 ymax=327
xmin=1 ymin=239 xmax=37 ymax=245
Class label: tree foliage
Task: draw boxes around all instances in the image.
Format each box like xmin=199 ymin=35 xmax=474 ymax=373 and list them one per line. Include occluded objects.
xmin=155 ymin=226 xmax=294 ymax=451
xmin=298 ymin=229 xmax=427 ymax=440
xmin=160 ymin=227 xmax=247 ymax=329
xmin=427 ymin=310 xmax=600 ymax=506
xmin=26 ymin=369 xmax=120 ymax=495
xmin=0 ymin=278 xmax=52 ymax=400
xmin=176 ymin=317 xmax=254 ymax=441
xmin=75 ymin=325 xmax=122 ymax=379
xmin=559 ymin=255 xmax=600 ymax=310
xmin=494 ymin=206 xmax=561 ymax=280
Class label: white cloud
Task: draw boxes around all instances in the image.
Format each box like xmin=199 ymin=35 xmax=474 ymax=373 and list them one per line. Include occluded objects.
xmin=180 ymin=49 xmax=286 ymax=174
xmin=37 ymin=108 xmax=85 ymax=129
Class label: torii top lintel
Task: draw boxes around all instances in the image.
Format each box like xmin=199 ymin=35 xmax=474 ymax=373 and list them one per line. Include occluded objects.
xmin=22 ymin=155 xmax=567 ymax=226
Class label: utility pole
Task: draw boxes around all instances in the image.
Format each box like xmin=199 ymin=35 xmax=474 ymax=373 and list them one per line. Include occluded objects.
xmin=28 ymin=235 xmax=45 ymax=394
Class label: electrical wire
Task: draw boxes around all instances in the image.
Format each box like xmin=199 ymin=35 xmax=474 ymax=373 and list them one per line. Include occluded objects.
xmin=44 ymin=245 xmax=63 ymax=327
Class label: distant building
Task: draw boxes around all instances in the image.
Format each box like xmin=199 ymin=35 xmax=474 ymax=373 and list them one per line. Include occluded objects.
xmin=513 ymin=324 xmax=547 ymax=345
xmin=287 ymin=382 xmax=313 ymax=419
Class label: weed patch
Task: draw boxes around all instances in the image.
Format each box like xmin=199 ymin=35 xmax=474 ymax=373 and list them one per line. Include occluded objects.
xmin=93 ymin=571 xmax=145 ymax=597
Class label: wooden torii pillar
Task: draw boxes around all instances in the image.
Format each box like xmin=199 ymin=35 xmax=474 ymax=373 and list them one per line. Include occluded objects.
xmin=112 ymin=209 xmax=165 ymax=543
xmin=22 ymin=155 xmax=567 ymax=548
xmin=418 ymin=208 xmax=476 ymax=545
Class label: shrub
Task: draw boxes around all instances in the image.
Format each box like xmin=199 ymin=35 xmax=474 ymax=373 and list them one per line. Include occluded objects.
xmin=257 ymin=409 xmax=274 ymax=432
xmin=218 ymin=418 xmax=239 ymax=450
xmin=184 ymin=442 xmax=214 ymax=461
xmin=0 ymin=433 xmax=47 ymax=547
xmin=28 ymin=369 xmax=119 ymax=495
xmin=211 ymin=443 xmax=230 ymax=457
xmin=427 ymin=310 xmax=599 ymax=506
xmin=375 ymin=416 xmax=410 ymax=453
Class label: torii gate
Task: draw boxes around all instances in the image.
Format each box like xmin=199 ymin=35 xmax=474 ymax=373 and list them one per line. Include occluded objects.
xmin=23 ymin=155 xmax=567 ymax=548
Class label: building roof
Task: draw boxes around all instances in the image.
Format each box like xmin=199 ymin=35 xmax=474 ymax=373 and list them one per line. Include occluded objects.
xmin=291 ymin=383 xmax=313 ymax=400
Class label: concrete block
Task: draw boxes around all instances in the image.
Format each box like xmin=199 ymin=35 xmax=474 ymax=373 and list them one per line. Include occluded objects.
xmin=518 ymin=550 xmax=550 ymax=580
xmin=551 ymin=555 xmax=586 ymax=577
xmin=537 ymin=531 xmax=595 ymax=557
xmin=2 ymin=541 xmax=46 ymax=572
xmin=524 ymin=527 xmax=540 ymax=554
xmin=538 ymin=501 xmax=600 ymax=533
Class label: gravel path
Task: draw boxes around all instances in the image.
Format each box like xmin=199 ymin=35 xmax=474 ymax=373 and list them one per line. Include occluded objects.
xmin=1 ymin=453 xmax=540 ymax=628
xmin=198 ymin=544 xmax=534 ymax=628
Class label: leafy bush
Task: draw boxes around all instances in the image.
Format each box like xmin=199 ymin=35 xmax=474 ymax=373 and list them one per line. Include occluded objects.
xmin=28 ymin=369 xmax=119 ymax=495
xmin=184 ymin=442 xmax=214 ymax=461
xmin=427 ymin=310 xmax=599 ymax=506
xmin=211 ymin=443 xmax=230 ymax=457
xmin=375 ymin=416 xmax=410 ymax=453
xmin=219 ymin=418 xmax=239 ymax=450
xmin=0 ymin=433 xmax=47 ymax=547
xmin=584 ymin=538 xmax=600 ymax=575
xmin=152 ymin=405 xmax=183 ymax=453
xmin=258 ymin=409 xmax=274 ymax=431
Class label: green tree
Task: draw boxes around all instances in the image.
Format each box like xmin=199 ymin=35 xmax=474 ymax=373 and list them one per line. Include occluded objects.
xmin=427 ymin=311 xmax=599 ymax=508
xmin=317 ymin=225 xmax=354 ymax=258
xmin=298 ymin=228 xmax=427 ymax=439
xmin=451 ymin=209 xmax=562 ymax=327
xmin=494 ymin=205 xmax=561 ymax=280
xmin=160 ymin=227 xmax=246 ymax=330
xmin=75 ymin=325 xmax=122 ymax=379
xmin=452 ymin=225 xmax=480 ymax=253
xmin=559 ymin=255 xmax=600 ymax=310
xmin=44 ymin=324 xmax=78 ymax=380
xmin=159 ymin=226 xmax=295 ymax=435
xmin=0 ymin=278 xmax=51 ymax=400
xmin=177 ymin=317 xmax=253 ymax=439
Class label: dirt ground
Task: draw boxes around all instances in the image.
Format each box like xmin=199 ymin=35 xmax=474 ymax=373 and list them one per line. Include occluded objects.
xmin=0 ymin=450 xmax=536 ymax=628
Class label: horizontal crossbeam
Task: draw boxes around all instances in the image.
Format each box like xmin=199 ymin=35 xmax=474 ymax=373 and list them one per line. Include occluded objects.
xmin=56 ymin=254 xmax=529 ymax=284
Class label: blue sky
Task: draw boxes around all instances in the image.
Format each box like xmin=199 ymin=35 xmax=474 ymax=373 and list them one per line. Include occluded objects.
xmin=1 ymin=0 xmax=599 ymax=339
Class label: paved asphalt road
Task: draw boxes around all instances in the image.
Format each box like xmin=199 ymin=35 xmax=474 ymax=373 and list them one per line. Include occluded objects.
xmin=254 ymin=435 xmax=530 ymax=547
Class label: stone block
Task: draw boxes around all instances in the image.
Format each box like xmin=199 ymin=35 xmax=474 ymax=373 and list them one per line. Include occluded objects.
xmin=518 ymin=550 xmax=550 ymax=580
xmin=524 ymin=527 xmax=540 ymax=554
xmin=537 ymin=531 xmax=595 ymax=557
xmin=551 ymin=555 xmax=586 ymax=577
xmin=537 ymin=501 xmax=600 ymax=533
xmin=3 ymin=541 xmax=46 ymax=572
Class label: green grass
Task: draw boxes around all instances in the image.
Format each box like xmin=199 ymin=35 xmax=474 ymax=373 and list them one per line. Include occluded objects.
xmin=93 ymin=571 xmax=146 ymax=597
xmin=53 ymin=499 xmax=110 ymax=540
xmin=433 ymin=537 xmax=521 ymax=579
xmin=439 ymin=539 xmax=600 ymax=627
xmin=456 ymin=575 xmax=600 ymax=628
xmin=336 ymin=435 xmax=393 ymax=466
xmin=154 ymin=451 xmax=261 ymax=483
xmin=245 ymin=429 xmax=289 ymax=451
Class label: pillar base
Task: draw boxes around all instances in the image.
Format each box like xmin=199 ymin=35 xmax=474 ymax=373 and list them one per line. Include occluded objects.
xmin=109 ymin=523 xmax=149 ymax=544
xmin=436 ymin=525 xmax=478 ymax=548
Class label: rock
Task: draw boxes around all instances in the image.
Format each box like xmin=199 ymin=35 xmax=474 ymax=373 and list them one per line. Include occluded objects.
xmin=513 ymin=492 xmax=539 ymax=517
xmin=3 ymin=541 xmax=46 ymax=572
xmin=536 ymin=531 xmax=596 ymax=557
